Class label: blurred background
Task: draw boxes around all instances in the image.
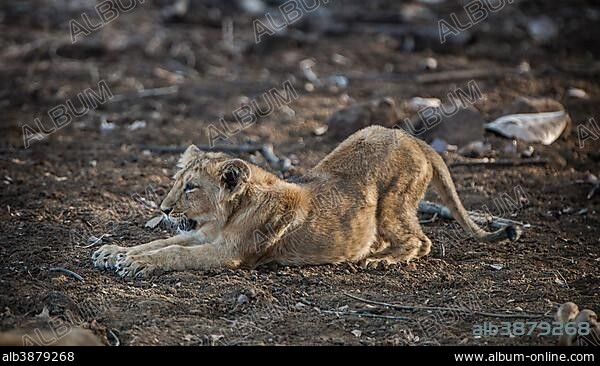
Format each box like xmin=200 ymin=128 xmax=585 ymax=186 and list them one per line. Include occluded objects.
xmin=0 ymin=0 xmax=598 ymax=346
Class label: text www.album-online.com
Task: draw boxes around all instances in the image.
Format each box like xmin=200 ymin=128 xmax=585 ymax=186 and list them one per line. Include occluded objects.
xmin=454 ymin=352 xmax=595 ymax=362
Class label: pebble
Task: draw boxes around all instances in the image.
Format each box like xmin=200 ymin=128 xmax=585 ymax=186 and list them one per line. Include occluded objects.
xmin=237 ymin=294 xmax=249 ymax=304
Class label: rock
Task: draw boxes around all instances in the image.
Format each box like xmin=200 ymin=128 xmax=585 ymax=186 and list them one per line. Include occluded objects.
xmin=419 ymin=57 xmax=438 ymax=71
xmin=128 ymin=120 xmax=147 ymax=131
xmin=406 ymin=97 xmax=441 ymax=112
xmin=527 ymin=16 xmax=558 ymax=44
xmin=507 ymin=97 xmax=565 ymax=114
xmin=294 ymin=302 xmax=306 ymax=310
xmin=35 ymin=306 xmax=50 ymax=321
xmin=100 ymin=118 xmax=116 ymax=132
xmin=313 ymin=126 xmax=328 ymax=136
xmin=567 ymin=88 xmax=589 ymax=100
xmin=327 ymin=98 xmax=398 ymax=140
xmin=236 ymin=0 xmax=266 ymax=15
xmin=430 ymin=138 xmax=456 ymax=153
xmin=351 ymin=329 xmax=362 ymax=337
xmin=420 ymin=105 xmax=485 ymax=147
xmin=521 ymin=146 xmax=535 ymax=158
xmin=458 ymin=141 xmax=492 ymax=157
xmin=236 ymin=294 xmax=249 ymax=304
xmin=246 ymin=288 xmax=257 ymax=298
xmin=400 ymin=4 xmax=435 ymax=22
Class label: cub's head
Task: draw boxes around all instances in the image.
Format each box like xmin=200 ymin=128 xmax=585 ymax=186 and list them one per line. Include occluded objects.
xmin=160 ymin=145 xmax=251 ymax=233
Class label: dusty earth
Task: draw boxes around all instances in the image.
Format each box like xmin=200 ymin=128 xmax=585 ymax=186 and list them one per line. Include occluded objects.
xmin=0 ymin=0 xmax=599 ymax=346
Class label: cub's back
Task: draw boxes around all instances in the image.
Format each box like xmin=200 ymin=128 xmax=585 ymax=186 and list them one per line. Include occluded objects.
xmin=311 ymin=125 xmax=421 ymax=180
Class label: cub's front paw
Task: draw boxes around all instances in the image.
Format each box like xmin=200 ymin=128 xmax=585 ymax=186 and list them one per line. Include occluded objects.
xmin=115 ymin=253 xmax=162 ymax=279
xmin=92 ymin=245 xmax=127 ymax=270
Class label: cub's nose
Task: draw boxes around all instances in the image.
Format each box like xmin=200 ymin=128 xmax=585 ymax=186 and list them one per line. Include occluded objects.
xmin=161 ymin=207 xmax=172 ymax=215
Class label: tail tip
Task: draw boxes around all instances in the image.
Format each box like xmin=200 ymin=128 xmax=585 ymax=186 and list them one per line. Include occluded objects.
xmin=506 ymin=225 xmax=522 ymax=242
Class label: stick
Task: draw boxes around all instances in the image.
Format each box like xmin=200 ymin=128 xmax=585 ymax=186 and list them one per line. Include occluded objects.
xmin=111 ymin=86 xmax=179 ymax=102
xmin=107 ymin=329 xmax=120 ymax=347
xmin=320 ymin=309 xmax=411 ymax=321
xmin=139 ymin=143 xmax=292 ymax=171
xmin=450 ymin=158 xmax=549 ymax=168
xmin=49 ymin=267 xmax=84 ymax=282
xmin=78 ymin=234 xmax=107 ymax=248
xmin=417 ymin=200 xmax=528 ymax=230
xmin=416 ymin=68 xmax=520 ymax=84
xmin=344 ymin=293 xmax=549 ymax=319
xmin=419 ymin=212 xmax=438 ymax=224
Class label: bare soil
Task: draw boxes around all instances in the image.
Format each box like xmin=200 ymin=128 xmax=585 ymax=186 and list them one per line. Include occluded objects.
xmin=0 ymin=0 xmax=598 ymax=345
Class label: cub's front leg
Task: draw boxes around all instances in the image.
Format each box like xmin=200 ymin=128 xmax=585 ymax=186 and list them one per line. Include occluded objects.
xmin=92 ymin=234 xmax=204 ymax=270
xmin=115 ymin=242 xmax=240 ymax=279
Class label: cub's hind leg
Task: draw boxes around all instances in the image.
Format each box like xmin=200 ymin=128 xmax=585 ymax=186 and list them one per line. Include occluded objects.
xmin=364 ymin=171 xmax=432 ymax=267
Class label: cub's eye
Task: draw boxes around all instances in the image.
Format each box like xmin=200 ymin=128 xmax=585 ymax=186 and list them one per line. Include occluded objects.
xmin=184 ymin=182 xmax=198 ymax=193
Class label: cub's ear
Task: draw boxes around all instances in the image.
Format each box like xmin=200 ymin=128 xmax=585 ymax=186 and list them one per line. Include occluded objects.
xmin=219 ymin=159 xmax=250 ymax=191
xmin=177 ymin=145 xmax=201 ymax=168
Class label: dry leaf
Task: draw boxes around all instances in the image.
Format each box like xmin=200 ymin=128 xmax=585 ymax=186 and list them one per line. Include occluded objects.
xmin=145 ymin=215 xmax=163 ymax=229
xmin=485 ymin=111 xmax=569 ymax=145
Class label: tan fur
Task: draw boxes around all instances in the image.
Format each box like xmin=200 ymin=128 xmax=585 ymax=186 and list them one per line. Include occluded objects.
xmin=556 ymin=302 xmax=580 ymax=346
xmin=93 ymin=126 xmax=517 ymax=278
xmin=0 ymin=327 xmax=102 ymax=346
xmin=556 ymin=302 xmax=600 ymax=346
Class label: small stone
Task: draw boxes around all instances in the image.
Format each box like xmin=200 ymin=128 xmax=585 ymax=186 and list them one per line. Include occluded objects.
xmin=527 ymin=16 xmax=558 ymax=43
xmin=246 ymin=288 xmax=257 ymax=298
xmin=128 ymin=120 xmax=147 ymax=131
xmin=419 ymin=57 xmax=438 ymax=70
xmin=567 ymin=88 xmax=588 ymax=99
xmin=237 ymin=294 xmax=249 ymax=304
xmin=36 ymin=306 xmax=50 ymax=320
xmin=521 ymin=146 xmax=534 ymax=158
xmin=407 ymin=97 xmax=441 ymax=111
xmin=313 ymin=126 xmax=328 ymax=136
xmin=351 ymin=329 xmax=362 ymax=337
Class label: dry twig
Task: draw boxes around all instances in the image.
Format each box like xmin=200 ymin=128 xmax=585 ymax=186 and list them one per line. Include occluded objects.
xmin=49 ymin=267 xmax=84 ymax=282
xmin=344 ymin=293 xmax=549 ymax=319
xmin=107 ymin=330 xmax=120 ymax=347
xmin=450 ymin=158 xmax=549 ymax=168
xmin=320 ymin=309 xmax=411 ymax=321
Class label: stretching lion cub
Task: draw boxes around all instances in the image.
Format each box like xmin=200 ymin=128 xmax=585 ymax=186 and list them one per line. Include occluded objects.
xmin=93 ymin=126 xmax=518 ymax=278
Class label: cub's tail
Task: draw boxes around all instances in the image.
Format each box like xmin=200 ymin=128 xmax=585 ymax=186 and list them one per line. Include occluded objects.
xmin=420 ymin=140 xmax=521 ymax=242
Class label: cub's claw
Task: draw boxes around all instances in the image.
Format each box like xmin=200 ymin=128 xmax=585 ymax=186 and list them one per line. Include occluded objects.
xmin=92 ymin=245 xmax=126 ymax=270
xmin=115 ymin=253 xmax=160 ymax=279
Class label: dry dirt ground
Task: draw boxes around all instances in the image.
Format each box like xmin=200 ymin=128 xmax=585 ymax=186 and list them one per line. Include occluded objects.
xmin=0 ymin=0 xmax=599 ymax=345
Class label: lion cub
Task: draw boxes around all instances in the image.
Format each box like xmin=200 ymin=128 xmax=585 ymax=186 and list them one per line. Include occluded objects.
xmin=93 ymin=126 xmax=518 ymax=278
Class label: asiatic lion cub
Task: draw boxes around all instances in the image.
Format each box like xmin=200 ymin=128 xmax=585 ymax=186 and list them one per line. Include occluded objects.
xmin=93 ymin=126 xmax=518 ymax=278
